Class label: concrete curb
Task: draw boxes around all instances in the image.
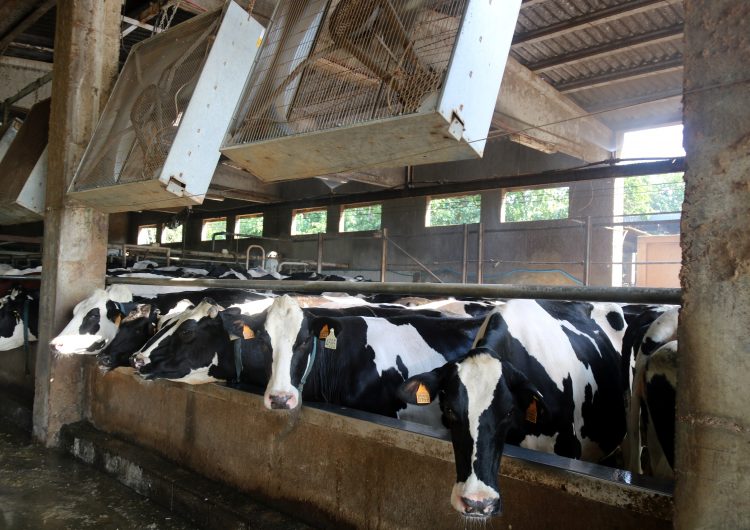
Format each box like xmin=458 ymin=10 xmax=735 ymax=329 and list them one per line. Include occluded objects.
xmin=59 ymin=421 xmax=314 ymax=530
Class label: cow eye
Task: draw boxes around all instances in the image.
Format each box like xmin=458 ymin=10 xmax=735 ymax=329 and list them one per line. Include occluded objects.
xmin=444 ymin=408 xmax=459 ymax=423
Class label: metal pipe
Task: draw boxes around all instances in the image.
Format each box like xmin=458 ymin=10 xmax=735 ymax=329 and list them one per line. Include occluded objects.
xmin=462 ymin=224 xmax=468 ymax=284
xmin=385 ymin=235 xmax=443 ymax=283
xmin=583 ymin=216 xmax=592 ymax=286
xmin=245 ymin=245 xmax=266 ymax=269
xmin=477 ymin=222 xmax=484 ymax=284
xmin=380 ymin=228 xmax=388 ymax=282
xmin=106 ymin=276 xmax=682 ymax=305
xmin=317 ymin=233 xmax=323 ymax=274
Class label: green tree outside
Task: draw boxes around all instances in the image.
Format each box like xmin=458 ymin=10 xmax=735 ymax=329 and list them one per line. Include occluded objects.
xmin=236 ymin=215 xmax=264 ymax=237
xmin=341 ymin=204 xmax=381 ymax=232
xmin=293 ymin=209 xmax=327 ymax=235
xmin=623 ymin=173 xmax=684 ymax=219
xmin=503 ymin=187 xmax=569 ymax=222
xmin=202 ymin=219 xmax=227 ymax=241
xmin=427 ymin=194 xmax=481 ymax=226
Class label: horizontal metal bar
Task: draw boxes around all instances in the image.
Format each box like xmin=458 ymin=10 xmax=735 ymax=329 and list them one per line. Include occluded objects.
xmin=106 ymin=277 xmax=681 ymax=304
xmin=0 ymin=276 xmax=42 ymax=281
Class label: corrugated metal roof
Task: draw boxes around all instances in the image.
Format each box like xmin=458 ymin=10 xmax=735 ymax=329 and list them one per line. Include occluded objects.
xmin=513 ymin=0 xmax=684 ymax=130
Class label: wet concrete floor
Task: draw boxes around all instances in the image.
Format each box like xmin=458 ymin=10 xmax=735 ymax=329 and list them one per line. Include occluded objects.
xmin=0 ymin=421 xmax=198 ymax=530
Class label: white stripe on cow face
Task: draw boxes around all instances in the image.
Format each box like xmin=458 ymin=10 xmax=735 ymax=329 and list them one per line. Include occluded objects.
xmin=264 ymin=295 xmax=304 ymax=410
xmin=452 ymin=353 xmax=504 ymax=510
xmin=49 ymin=286 xmax=132 ymax=355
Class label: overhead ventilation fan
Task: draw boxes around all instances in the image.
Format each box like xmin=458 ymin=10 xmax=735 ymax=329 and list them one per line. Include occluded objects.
xmin=67 ymin=1 xmax=264 ymax=213
xmin=0 ymin=99 xmax=49 ymax=225
xmin=221 ymin=0 xmax=522 ymax=182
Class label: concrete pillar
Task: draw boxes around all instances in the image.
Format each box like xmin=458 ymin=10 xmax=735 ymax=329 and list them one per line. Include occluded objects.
xmin=676 ymin=1 xmax=750 ymax=528
xmin=33 ymin=0 xmax=121 ymax=447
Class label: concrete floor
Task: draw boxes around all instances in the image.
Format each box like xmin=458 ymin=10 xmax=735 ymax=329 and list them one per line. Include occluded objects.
xmin=0 ymin=420 xmax=197 ymax=530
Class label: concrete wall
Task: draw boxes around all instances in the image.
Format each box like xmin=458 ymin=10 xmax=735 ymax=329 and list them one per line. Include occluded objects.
xmin=129 ymin=139 xmax=622 ymax=286
xmin=88 ymin=367 xmax=672 ymax=530
xmin=676 ymin=1 xmax=750 ymax=528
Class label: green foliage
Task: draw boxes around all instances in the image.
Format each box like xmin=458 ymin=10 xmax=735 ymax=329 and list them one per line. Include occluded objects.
xmin=292 ymin=209 xmax=327 ymax=235
xmin=235 ymin=215 xmax=264 ymax=237
xmin=341 ymin=204 xmax=381 ymax=232
xmin=503 ymin=187 xmax=569 ymax=222
xmin=161 ymin=224 xmax=182 ymax=244
xmin=137 ymin=226 xmax=157 ymax=245
xmin=623 ymin=173 xmax=684 ymax=219
xmin=202 ymin=219 xmax=227 ymax=241
xmin=427 ymin=195 xmax=481 ymax=226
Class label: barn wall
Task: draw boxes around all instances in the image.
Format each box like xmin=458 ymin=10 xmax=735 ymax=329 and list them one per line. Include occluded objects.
xmin=88 ymin=367 xmax=672 ymax=530
xmin=676 ymin=1 xmax=750 ymax=527
xmin=128 ymin=139 xmax=620 ymax=286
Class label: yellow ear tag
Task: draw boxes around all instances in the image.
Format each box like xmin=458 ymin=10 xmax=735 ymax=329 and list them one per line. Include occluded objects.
xmin=242 ymin=325 xmax=254 ymax=340
xmin=416 ymin=383 xmax=431 ymax=404
xmin=324 ymin=328 xmax=337 ymax=350
xmin=256 ymin=36 xmax=263 ymax=48
xmin=525 ymin=398 xmax=538 ymax=424
xmin=114 ymin=313 xmax=122 ymax=327
xmin=319 ymin=324 xmax=330 ymax=339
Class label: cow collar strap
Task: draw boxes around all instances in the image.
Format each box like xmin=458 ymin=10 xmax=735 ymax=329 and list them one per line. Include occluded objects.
xmin=298 ymin=336 xmax=317 ymax=394
xmin=233 ymin=338 xmax=242 ymax=383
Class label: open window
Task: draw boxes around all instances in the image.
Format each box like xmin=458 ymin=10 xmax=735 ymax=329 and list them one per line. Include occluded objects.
xmin=426 ymin=194 xmax=481 ymax=227
xmin=201 ymin=217 xmax=227 ymax=241
xmin=235 ymin=214 xmax=264 ymax=238
xmin=501 ymin=186 xmax=569 ymax=223
xmin=340 ymin=203 xmax=382 ymax=232
xmin=292 ymin=208 xmax=327 ymax=236
xmin=137 ymin=224 xmax=157 ymax=245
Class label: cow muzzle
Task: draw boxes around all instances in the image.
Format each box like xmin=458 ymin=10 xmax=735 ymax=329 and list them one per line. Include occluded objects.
xmin=458 ymin=496 xmax=501 ymax=518
xmin=131 ymin=353 xmax=148 ymax=369
xmin=265 ymin=391 xmax=298 ymax=410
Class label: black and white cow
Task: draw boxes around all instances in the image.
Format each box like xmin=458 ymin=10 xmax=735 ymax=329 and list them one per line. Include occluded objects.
xmin=0 ymin=286 xmax=39 ymax=351
xmin=398 ymin=299 xmax=627 ymax=518
xmin=250 ymin=295 xmax=484 ymax=422
xmin=625 ymin=306 xmax=678 ymax=479
xmin=49 ymin=285 xmax=135 ymax=355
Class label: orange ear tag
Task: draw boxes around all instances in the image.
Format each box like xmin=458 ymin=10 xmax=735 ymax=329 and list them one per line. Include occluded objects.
xmin=525 ymin=398 xmax=538 ymax=424
xmin=416 ymin=383 xmax=431 ymax=404
xmin=319 ymin=324 xmax=330 ymax=339
xmin=242 ymin=325 xmax=255 ymax=340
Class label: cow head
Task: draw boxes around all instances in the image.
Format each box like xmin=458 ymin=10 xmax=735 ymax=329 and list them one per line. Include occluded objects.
xmin=0 ymin=286 xmax=39 ymax=351
xmin=259 ymin=295 xmax=309 ymax=410
xmin=132 ymin=299 xmax=222 ymax=381
xmin=398 ymin=348 xmax=545 ymax=518
xmin=50 ymin=285 xmax=134 ymax=355
xmin=97 ymin=303 xmax=157 ymax=371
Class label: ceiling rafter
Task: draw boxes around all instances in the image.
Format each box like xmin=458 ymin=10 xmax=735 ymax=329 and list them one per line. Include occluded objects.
xmin=554 ymin=56 xmax=683 ymax=93
xmin=527 ymin=23 xmax=683 ymax=73
xmin=512 ymin=0 xmax=678 ymax=46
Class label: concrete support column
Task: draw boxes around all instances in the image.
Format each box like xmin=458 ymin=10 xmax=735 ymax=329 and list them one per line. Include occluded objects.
xmin=33 ymin=0 xmax=121 ymax=447
xmin=676 ymin=1 xmax=750 ymax=528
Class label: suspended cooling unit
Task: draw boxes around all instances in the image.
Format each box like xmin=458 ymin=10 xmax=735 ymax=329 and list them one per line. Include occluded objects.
xmin=0 ymin=99 xmax=50 ymax=225
xmin=67 ymin=1 xmax=264 ymax=213
xmin=221 ymin=0 xmax=522 ymax=182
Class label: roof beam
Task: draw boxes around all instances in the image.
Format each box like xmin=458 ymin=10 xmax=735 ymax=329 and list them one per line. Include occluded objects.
xmin=528 ymin=23 xmax=684 ymax=73
xmin=0 ymin=0 xmax=56 ymax=56
xmin=210 ymin=162 xmax=281 ymax=203
xmin=555 ymin=56 xmax=683 ymax=93
xmin=177 ymin=0 xmax=277 ymax=21
xmin=513 ymin=0 xmax=678 ymax=46
xmin=319 ymin=167 xmax=406 ymax=189
xmin=492 ymin=58 xmax=614 ymax=162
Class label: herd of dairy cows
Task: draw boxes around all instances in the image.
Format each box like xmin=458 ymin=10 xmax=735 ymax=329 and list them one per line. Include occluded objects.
xmin=0 ymin=262 xmax=679 ymax=519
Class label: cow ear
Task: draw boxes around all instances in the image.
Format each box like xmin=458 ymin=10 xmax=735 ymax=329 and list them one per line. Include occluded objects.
xmin=310 ymin=317 xmax=341 ymax=339
xmin=502 ymin=361 xmax=547 ymax=420
xmin=398 ymin=364 xmax=449 ymax=406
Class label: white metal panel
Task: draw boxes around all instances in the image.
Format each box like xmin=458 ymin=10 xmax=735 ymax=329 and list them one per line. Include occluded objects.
xmin=17 ymin=145 xmax=47 ymax=217
xmin=437 ymin=0 xmax=522 ymax=156
xmin=158 ymin=2 xmax=265 ymax=207
xmin=0 ymin=119 xmax=21 ymax=161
